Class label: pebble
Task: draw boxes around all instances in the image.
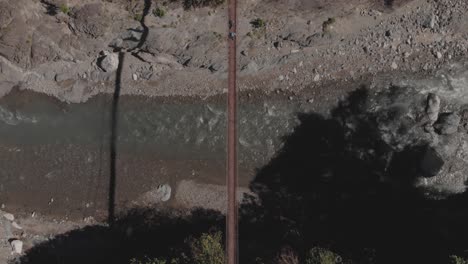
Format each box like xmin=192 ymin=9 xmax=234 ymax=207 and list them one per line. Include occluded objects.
xmin=313 ymin=74 xmax=321 ymax=82
xmin=436 ymin=51 xmax=443 ymax=59
xmin=278 ymin=75 xmax=285 ymax=81
xmin=3 ymin=213 xmax=14 ymax=221
xmin=434 ymin=113 xmax=460 ymax=135
xmin=132 ymin=73 xmax=138 ymax=81
xmin=429 ymin=14 xmax=436 ymax=29
xmin=391 ymin=62 xmax=398 ymax=70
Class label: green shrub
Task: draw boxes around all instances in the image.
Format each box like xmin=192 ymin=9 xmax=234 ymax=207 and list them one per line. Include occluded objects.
xmin=59 ymin=4 xmax=70 ymax=14
xmin=128 ymin=232 xmax=224 ymax=264
xmin=134 ymin=13 xmax=143 ymax=21
xmin=129 ymin=257 xmax=168 ymax=264
xmin=306 ymin=247 xmax=342 ymax=264
xmin=450 ymin=255 xmax=468 ymax=264
xmin=190 ymin=232 xmax=225 ymax=264
xmin=153 ymin=7 xmax=166 ymax=17
xmin=213 ymin=31 xmax=222 ymax=39
xmin=250 ymin=18 xmax=266 ymax=29
xmin=130 ymin=256 xmax=185 ymax=264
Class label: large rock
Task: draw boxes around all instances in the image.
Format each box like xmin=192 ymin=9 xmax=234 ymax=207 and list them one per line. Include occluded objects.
xmin=3 ymin=212 xmax=14 ymax=221
xmin=10 ymin=239 xmax=23 ymax=254
xmin=98 ymin=53 xmax=119 ymax=72
xmin=140 ymin=184 xmax=172 ymax=204
xmin=0 ymin=1 xmax=13 ymax=29
xmin=425 ymin=93 xmax=440 ymax=124
xmin=434 ymin=113 xmax=460 ymax=135
xmin=71 ymin=4 xmax=109 ymax=38
xmin=109 ymin=28 xmax=143 ymax=50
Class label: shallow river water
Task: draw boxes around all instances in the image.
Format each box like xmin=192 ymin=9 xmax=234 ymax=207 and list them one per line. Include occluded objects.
xmin=0 ymin=89 xmax=314 ymax=218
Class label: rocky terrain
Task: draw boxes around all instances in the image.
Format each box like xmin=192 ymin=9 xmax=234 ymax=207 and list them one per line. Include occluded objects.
xmin=1 ymin=0 xmax=468 ymax=102
xmin=2 ymin=0 xmax=468 ymax=262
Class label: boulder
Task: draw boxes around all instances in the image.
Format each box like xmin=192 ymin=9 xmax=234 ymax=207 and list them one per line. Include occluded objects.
xmin=98 ymin=53 xmax=119 ymax=72
xmin=71 ymin=4 xmax=109 ymax=38
xmin=109 ymin=28 xmax=143 ymax=50
xmin=10 ymin=239 xmax=23 ymax=254
xmin=156 ymin=184 xmax=171 ymax=202
xmin=3 ymin=212 xmax=14 ymax=221
xmin=0 ymin=1 xmax=13 ymax=29
xmin=141 ymin=184 xmax=172 ymax=203
xmin=434 ymin=113 xmax=460 ymax=135
xmin=426 ymin=93 xmax=440 ymax=124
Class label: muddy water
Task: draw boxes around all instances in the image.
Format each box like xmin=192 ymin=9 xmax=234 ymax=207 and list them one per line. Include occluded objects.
xmin=0 ymin=90 xmax=314 ymax=219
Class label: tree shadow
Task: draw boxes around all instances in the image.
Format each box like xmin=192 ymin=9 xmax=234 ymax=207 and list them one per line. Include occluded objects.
xmin=17 ymin=208 xmax=224 ymax=264
xmin=239 ymin=87 xmax=468 ymax=263
xmin=108 ymin=0 xmax=152 ymax=225
xmin=16 ymin=87 xmax=468 ymax=263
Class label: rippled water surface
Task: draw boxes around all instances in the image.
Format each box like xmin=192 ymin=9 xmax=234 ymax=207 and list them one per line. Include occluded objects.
xmin=0 ymin=90 xmax=312 ymax=217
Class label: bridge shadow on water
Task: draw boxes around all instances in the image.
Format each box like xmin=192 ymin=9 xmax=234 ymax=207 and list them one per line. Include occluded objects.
xmin=16 ymin=87 xmax=468 ymax=264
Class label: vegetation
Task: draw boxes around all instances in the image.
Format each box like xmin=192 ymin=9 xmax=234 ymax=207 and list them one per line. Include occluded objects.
xmin=276 ymin=248 xmax=299 ymax=264
xmin=153 ymin=7 xmax=166 ymax=18
xmin=213 ymin=31 xmax=223 ymax=40
xmin=450 ymin=255 xmax=468 ymax=264
xmin=246 ymin=18 xmax=267 ymax=39
xmin=250 ymin=18 xmax=266 ymax=29
xmin=59 ymin=4 xmax=70 ymax=15
xmin=190 ymin=232 xmax=225 ymax=264
xmin=130 ymin=257 xmax=169 ymax=264
xmin=306 ymin=247 xmax=343 ymax=264
xmin=129 ymin=232 xmax=224 ymax=264
xmin=134 ymin=13 xmax=143 ymax=21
